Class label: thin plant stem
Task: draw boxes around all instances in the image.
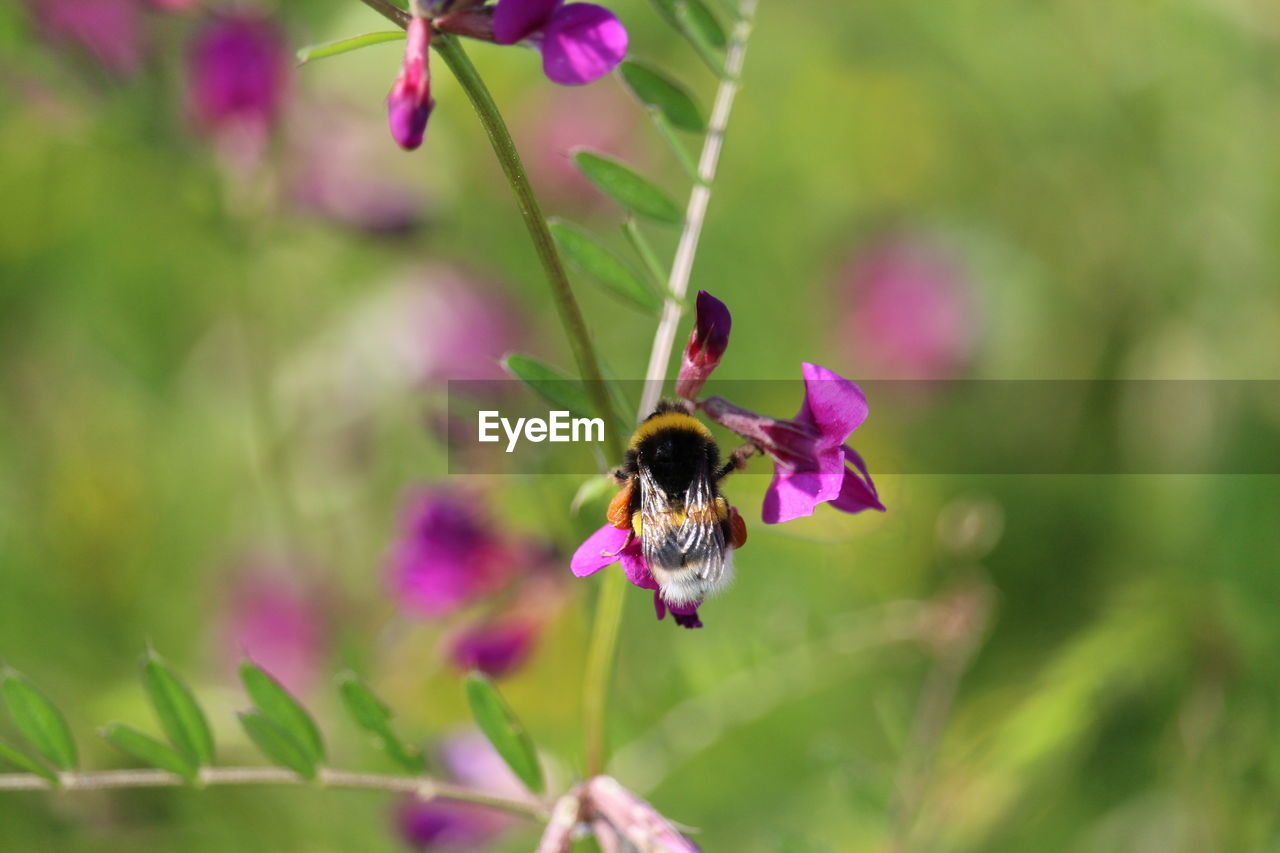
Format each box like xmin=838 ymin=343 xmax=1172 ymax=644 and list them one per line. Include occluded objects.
xmin=0 ymin=767 xmax=548 ymax=819
xmin=431 ymin=34 xmax=622 ymax=459
xmin=358 ymin=0 xmax=409 ymax=27
xmin=580 ymin=0 xmax=760 ymax=782
xmin=352 ymin=2 xmax=621 ymax=459
xmin=581 ymin=566 xmax=628 ymax=777
xmin=637 ymin=0 xmax=758 ymax=418
xmin=622 ymin=220 xmax=670 ymax=294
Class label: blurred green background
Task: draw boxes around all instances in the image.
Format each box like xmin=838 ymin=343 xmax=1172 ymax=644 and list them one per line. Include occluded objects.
xmin=2 ymin=0 xmax=1279 ymax=850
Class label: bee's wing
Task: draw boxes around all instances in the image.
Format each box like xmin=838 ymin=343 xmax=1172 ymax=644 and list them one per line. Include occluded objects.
xmin=637 ymin=467 xmax=686 ymax=572
xmin=638 ymin=465 xmax=730 ymax=604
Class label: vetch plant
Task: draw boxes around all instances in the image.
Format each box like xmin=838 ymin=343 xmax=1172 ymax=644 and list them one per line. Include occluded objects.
xmin=0 ymin=0 xmax=904 ymax=846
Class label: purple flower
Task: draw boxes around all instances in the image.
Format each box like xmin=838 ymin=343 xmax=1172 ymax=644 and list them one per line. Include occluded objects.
xmin=187 ymin=13 xmax=288 ymax=137
xmin=675 ymin=290 xmax=732 ymax=400
xmin=389 ymin=488 xmax=513 ymax=618
xmin=839 ymin=234 xmax=976 ymax=380
xmin=571 ymin=521 xmax=720 ymax=629
xmin=701 ymin=363 xmax=885 ymax=524
xmin=446 ymin=619 xmax=537 ymax=678
xmin=395 ymin=732 xmax=532 ymax=849
xmin=493 ymin=0 xmax=628 ymax=85
xmin=289 ymin=99 xmax=429 ymax=234
xmin=388 ymin=15 xmax=435 ymax=150
xmin=30 ymin=0 xmax=143 ymax=76
xmin=215 ymin=565 xmax=327 ymax=696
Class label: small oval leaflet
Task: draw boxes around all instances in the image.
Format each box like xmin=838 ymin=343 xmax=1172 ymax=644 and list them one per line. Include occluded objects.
xmin=502 ymin=353 xmax=597 ymax=421
xmin=336 ymin=672 xmax=421 ymax=773
xmin=240 ymin=661 xmax=325 ymax=765
xmin=0 ymin=738 xmax=59 ymax=784
xmin=619 ymin=61 xmax=706 ymax=134
xmin=238 ymin=711 xmax=318 ymax=780
xmin=0 ymin=667 xmax=78 ymax=771
xmin=550 ymin=221 xmax=662 ymax=313
xmin=465 ymin=672 xmax=544 ymax=794
xmin=572 ymin=151 xmax=684 ymax=225
xmin=141 ymin=652 xmax=215 ymax=767
xmin=100 ymin=723 xmax=198 ymax=782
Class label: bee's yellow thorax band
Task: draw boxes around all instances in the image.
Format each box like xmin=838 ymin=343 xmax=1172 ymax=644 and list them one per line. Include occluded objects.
xmin=629 ymin=411 xmax=713 ymax=447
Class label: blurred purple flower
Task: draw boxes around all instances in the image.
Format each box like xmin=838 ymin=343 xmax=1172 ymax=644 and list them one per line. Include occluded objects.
xmin=388 ymin=14 xmax=434 ymax=150
xmin=493 ymin=0 xmax=628 ymax=85
xmin=396 ymin=731 xmax=533 ymax=850
xmin=146 ymin=0 xmax=199 ymax=12
xmin=701 ymin=363 xmax=884 ymax=524
xmin=571 ymin=521 xmax=720 ymax=629
xmin=216 ymin=566 xmax=327 ymax=696
xmin=446 ymin=619 xmax=537 ymax=678
xmin=289 ymin=99 xmax=429 ymax=234
xmin=839 ymin=234 xmax=976 ymax=380
xmin=675 ymin=290 xmax=732 ymax=400
xmin=29 ymin=0 xmax=143 ymax=75
xmin=389 ymin=488 xmax=514 ymax=618
xmin=187 ymin=12 xmax=288 ymax=144
xmin=414 ymin=270 xmax=525 ymax=382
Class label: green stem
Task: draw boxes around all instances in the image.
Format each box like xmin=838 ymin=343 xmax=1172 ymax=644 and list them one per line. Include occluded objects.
xmin=581 ymin=568 xmax=627 ymax=776
xmin=432 ymin=34 xmax=622 ymax=459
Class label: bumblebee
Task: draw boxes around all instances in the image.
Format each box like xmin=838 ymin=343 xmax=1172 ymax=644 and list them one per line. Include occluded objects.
xmin=608 ymin=401 xmax=748 ymax=606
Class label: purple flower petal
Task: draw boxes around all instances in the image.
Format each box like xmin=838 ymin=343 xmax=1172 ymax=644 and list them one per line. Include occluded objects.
xmin=540 ymin=3 xmax=628 ymax=85
xmin=762 ymin=467 xmax=829 ymax=524
xmin=570 ymin=523 xmax=628 ymax=577
xmin=493 ymin=0 xmax=562 ymax=44
xmin=829 ymin=446 xmax=886 ymax=513
xmin=793 ymin=362 xmax=869 ymax=446
xmin=447 ymin=621 xmax=537 ymax=678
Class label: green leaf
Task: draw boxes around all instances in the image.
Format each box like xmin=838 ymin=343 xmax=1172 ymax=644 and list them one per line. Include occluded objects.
xmin=238 ymin=712 xmax=317 ymax=780
xmin=100 ymin=724 xmax=197 ymax=782
xmin=570 ymin=475 xmax=619 ymax=516
xmin=141 ymin=653 xmax=215 ymax=767
xmin=619 ymin=61 xmax=705 ymax=133
xmin=502 ymin=354 xmax=596 ymax=420
xmin=0 ymin=738 xmax=59 ymax=784
xmin=295 ymin=30 xmax=405 ymax=66
xmin=650 ymin=0 xmax=729 ymax=73
xmin=336 ymin=672 xmax=421 ymax=774
xmin=240 ymin=661 xmax=325 ymax=765
xmin=0 ymin=667 xmax=78 ymax=770
xmin=550 ymin=221 xmax=661 ymax=313
xmin=572 ymin=151 xmax=683 ymax=225
xmin=464 ymin=672 xmax=543 ymax=794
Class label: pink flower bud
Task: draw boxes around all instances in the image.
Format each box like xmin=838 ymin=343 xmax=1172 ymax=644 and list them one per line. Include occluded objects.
xmin=388 ymin=16 xmax=435 ymax=151
xmin=675 ymin=290 xmax=731 ymax=400
xmin=585 ymin=776 xmax=700 ymax=852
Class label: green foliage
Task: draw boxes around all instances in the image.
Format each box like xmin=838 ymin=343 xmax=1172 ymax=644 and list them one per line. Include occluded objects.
xmin=619 ymin=61 xmax=706 ymax=134
xmin=295 ymin=31 xmax=405 ymax=66
xmin=0 ymin=668 xmax=77 ymax=771
xmin=0 ymin=739 xmax=58 ymax=784
xmin=240 ymin=662 xmax=325 ymax=766
xmin=571 ymin=151 xmax=684 ymax=225
xmin=141 ymin=653 xmax=215 ymax=767
xmin=549 ymin=220 xmax=661 ymax=313
xmin=502 ymin=353 xmax=596 ymax=420
xmin=237 ymin=712 xmax=318 ymax=781
xmin=649 ymin=0 xmax=728 ymax=75
xmin=99 ymin=724 xmax=198 ymax=782
xmin=464 ymin=673 xmax=544 ymax=794
xmin=336 ymin=673 xmax=421 ymax=774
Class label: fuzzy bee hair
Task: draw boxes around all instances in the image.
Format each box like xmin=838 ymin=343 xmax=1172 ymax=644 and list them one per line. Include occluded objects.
xmin=613 ymin=402 xmax=740 ymax=606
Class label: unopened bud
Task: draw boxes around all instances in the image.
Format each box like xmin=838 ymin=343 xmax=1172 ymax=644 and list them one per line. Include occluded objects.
xmin=674 ymin=290 xmax=731 ymax=400
xmin=387 ymin=16 xmax=434 ymax=150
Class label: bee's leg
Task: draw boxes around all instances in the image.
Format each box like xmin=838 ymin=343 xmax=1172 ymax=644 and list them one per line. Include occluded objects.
xmin=600 ymin=527 xmax=637 ymax=557
xmin=610 ymin=466 xmax=630 ymax=485
xmin=715 ymin=443 xmax=759 ymax=482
